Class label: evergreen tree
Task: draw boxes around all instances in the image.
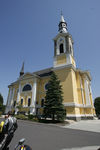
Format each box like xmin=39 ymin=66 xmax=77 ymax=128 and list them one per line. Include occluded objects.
xmin=43 ymin=72 xmax=66 ymax=122
xmin=94 ymin=97 xmax=100 ymax=117
xmin=0 ymin=93 xmax=5 ymax=115
xmin=0 ymin=93 xmax=3 ymax=106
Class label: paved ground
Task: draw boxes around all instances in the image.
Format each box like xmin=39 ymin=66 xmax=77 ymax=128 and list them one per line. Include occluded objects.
xmin=62 ymin=119 xmax=100 ymax=133
xmin=60 ymin=119 xmax=100 ymax=150
xmin=61 ymin=146 xmax=100 ymax=150
xmin=0 ymin=118 xmax=100 ymax=150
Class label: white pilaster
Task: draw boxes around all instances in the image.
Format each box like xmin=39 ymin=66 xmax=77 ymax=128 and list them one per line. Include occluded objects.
xmin=84 ymin=77 xmax=91 ymax=105
xmin=6 ymin=89 xmax=10 ymax=106
xmin=67 ymin=53 xmax=72 ymax=65
xmin=79 ymin=75 xmax=85 ymax=105
xmin=8 ymin=88 xmax=13 ymax=106
xmin=17 ymin=83 xmax=21 ymax=103
xmin=30 ymin=78 xmax=37 ymax=114
xmin=11 ymin=88 xmax=15 ymax=106
xmin=5 ymin=88 xmax=13 ymax=113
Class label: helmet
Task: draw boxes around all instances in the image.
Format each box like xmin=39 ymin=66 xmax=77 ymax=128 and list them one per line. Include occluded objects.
xmin=0 ymin=121 xmax=4 ymax=133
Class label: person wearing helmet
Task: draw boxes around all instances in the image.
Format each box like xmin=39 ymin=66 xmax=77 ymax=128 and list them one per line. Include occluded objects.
xmin=2 ymin=111 xmax=18 ymax=149
xmin=0 ymin=121 xmax=5 ymax=142
xmin=0 ymin=121 xmax=8 ymax=149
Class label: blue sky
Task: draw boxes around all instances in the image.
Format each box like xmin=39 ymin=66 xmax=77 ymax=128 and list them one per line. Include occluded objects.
xmin=0 ymin=0 xmax=100 ymax=104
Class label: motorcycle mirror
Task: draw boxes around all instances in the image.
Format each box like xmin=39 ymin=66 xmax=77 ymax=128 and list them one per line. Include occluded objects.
xmin=19 ymin=138 xmax=25 ymax=145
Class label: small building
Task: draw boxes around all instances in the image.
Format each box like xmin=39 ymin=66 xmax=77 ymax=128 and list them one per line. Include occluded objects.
xmin=6 ymin=15 xmax=95 ymax=121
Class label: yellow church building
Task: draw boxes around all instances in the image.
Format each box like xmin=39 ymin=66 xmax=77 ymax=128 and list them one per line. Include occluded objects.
xmin=6 ymin=15 xmax=95 ymax=121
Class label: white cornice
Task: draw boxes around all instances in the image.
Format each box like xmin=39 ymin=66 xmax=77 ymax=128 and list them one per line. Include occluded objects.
xmin=76 ymin=69 xmax=91 ymax=81
xmin=52 ymin=64 xmax=76 ymax=72
xmin=63 ymin=102 xmax=93 ymax=108
xmin=67 ymin=114 xmax=94 ymax=117
xmin=53 ymin=32 xmax=70 ymax=41
xmin=8 ymin=73 xmax=40 ymax=87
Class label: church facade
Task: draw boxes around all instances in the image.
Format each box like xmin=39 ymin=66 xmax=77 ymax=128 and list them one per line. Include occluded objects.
xmin=6 ymin=15 xmax=95 ymax=120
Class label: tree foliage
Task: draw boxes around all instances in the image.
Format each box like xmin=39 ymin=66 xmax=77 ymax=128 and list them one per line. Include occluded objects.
xmin=94 ymin=97 xmax=100 ymax=117
xmin=43 ymin=72 xmax=66 ymax=122
xmin=0 ymin=93 xmax=5 ymax=115
xmin=0 ymin=93 xmax=3 ymax=106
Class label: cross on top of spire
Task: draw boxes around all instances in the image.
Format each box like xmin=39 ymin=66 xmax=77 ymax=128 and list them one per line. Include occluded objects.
xmin=60 ymin=11 xmax=65 ymax=22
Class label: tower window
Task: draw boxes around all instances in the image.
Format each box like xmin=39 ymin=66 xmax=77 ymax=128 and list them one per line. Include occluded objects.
xmin=60 ymin=43 xmax=64 ymax=54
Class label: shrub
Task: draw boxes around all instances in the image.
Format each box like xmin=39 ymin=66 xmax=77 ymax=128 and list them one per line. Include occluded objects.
xmin=28 ymin=114 xmax=35 ymax=120
xmin=15 ymin=114 xmax=28 ymax=120
xmin=0 ymin=111 xmax=2 ymax=116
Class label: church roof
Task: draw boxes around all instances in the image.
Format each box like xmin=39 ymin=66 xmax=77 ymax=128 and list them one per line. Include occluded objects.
xmin=8 ymin=67 xmax=53 ymax=87
xmin=34 ymin=67 xmax=53 ymax=77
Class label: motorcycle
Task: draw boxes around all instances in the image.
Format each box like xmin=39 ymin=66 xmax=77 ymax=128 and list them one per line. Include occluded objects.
xmin=15 ymin=138 xmax=32 ymax=150
xmin=0 ymin=138 xmax=32 ymax=150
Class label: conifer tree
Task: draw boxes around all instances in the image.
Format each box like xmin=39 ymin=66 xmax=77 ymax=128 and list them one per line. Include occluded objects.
xmin=0 ymin=93 xmax=5 ymax=115
xmin=94 ymin=97 xmax=100 ymax=117
xmin=0 ymin=93 xmax=3 ymax=106
xmin=43 ymin=72 xmax=66 ymax=122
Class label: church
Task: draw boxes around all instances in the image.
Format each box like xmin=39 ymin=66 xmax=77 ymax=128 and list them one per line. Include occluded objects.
xmin=6 ymin=15 xmax=95 ymax=121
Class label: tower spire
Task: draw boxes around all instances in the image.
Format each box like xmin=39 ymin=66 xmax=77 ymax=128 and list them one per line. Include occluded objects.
xmin=58 ymin=13 xmax=67 ymax=33
xmin=20 ymin=62 xmax=24 ymax=77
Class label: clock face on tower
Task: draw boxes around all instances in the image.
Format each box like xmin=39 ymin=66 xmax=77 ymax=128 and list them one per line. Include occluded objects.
xmin=62 ymin=23 xmax=66 ymax=27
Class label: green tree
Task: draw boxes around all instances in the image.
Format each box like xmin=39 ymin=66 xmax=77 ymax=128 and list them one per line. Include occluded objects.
xmin=94 ymin=97 xmax=100 ymax=117
xmin=43 ymin=72 xmax=66 ymax=122
xmin=0 ymin=93 xmax=5 ymax=115
xmin=0 ymin=93 xmax=3 ymax=106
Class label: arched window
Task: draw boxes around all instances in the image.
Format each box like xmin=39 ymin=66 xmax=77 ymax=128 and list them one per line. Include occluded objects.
xmin=41 ymin=99 xmax=44 ymax=107
xmin=22 ymin=84 xmax=32 ymax=92
xmin=21 ymin=98 xmax=23 ymax=105
xmin=45 ymin=83 xmax=49 ymax=91
xmin=60 ymin=43 xmax=64 ymax=54
xmin=28 ymin=98 xmax=31 ymax=106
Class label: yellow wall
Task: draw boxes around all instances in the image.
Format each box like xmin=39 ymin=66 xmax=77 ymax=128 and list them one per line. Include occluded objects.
xmin=76 ymin=72 xmax=85 ymax=105
xmin=71 ymin=55 xmax=76 ymax=67
xmin=8 ymin=68 xmax=95 ymax=118
xmin=56 ymin=54 xmax=66 ymax=65
xmin=66 ymin=107 xmax=75 ymax=114
xmin=36 ymin=77 xmax=50 ymax=105
xmin=55 ymin=68 xmax=77 ymax=103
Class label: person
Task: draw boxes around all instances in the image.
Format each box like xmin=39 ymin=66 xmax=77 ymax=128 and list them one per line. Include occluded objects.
xmin=3 ymin=111 xmax=18 ymax=149
xmin=0 ymin=121 xmax=8 ymax=150
xmin=0 ymin=121 xmax=5 ymax=143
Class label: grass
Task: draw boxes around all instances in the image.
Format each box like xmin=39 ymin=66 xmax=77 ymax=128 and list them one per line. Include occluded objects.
xmin=14 ymin=114 xmax=69 ymax=126
xmin=15 ymin=114 xmax=28 ymax=120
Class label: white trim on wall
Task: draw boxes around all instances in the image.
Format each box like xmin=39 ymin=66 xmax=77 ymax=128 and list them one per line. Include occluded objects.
xmin=63 ymin=102 xmax=92 ymax=108
xmin=67 ymin=114 xmax=94 ymax=117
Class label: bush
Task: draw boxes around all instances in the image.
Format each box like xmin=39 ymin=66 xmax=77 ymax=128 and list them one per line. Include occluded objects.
xmin=28 ymin=114 xmax=35 ymax=120
xmin=15 ymin=114 xmax=28 ymax=120
xmin=17 ymin=111 xmax=26 ymax=115
xmin=0 ymin=111 xmax=2 ymax=116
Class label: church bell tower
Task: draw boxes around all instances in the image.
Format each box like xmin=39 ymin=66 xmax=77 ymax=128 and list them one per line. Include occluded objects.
xmin=53 ymin=14 xmax=76 ymax=68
